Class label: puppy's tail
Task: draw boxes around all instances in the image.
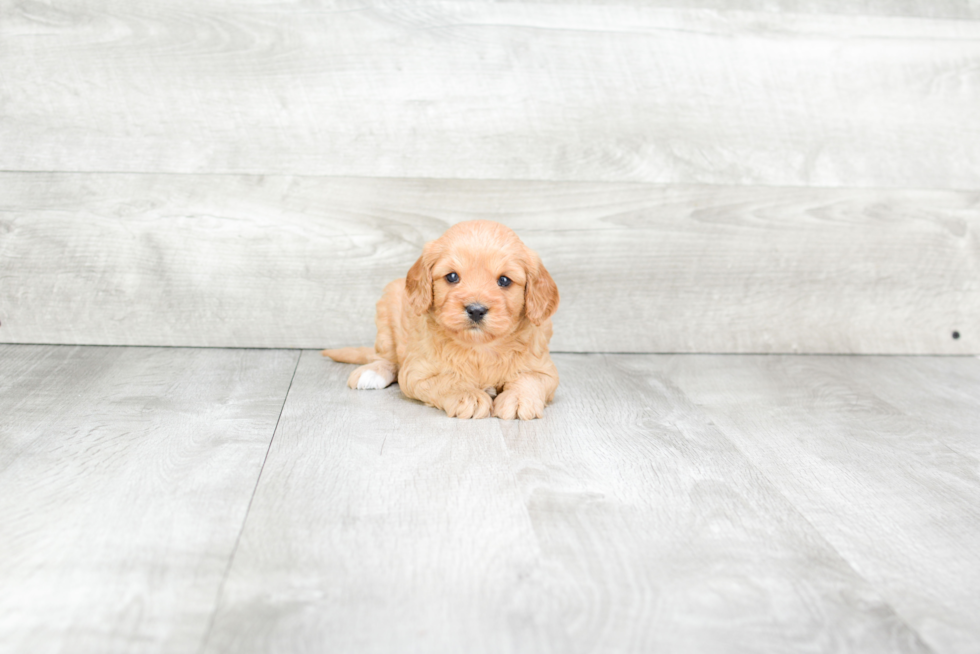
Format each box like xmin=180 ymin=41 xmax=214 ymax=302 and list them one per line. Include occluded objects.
xmin=321 ymin=346 xmax=379 ymax=365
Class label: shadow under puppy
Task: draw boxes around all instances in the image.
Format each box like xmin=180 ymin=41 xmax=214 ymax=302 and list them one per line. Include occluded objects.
xmin=323 ymin=220 xmax=559 ymax=419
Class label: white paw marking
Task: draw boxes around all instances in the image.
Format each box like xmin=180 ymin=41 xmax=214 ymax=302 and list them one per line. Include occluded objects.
xmin=356 ymin=370 xmax=389 ymax=390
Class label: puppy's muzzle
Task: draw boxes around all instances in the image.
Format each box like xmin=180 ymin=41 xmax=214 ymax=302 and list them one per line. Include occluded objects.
xmin=465 ymin=303 xmax=488 ymax=323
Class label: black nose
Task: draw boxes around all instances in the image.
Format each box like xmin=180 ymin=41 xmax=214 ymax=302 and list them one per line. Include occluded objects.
xmin=466 ymin=304 xmax=488 ymax=323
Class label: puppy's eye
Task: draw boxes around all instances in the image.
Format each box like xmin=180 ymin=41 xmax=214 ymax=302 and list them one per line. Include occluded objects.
xmin=445 ymin=272 xmax=459 ymax=284
xmin=497 ymin=275 xmax=512 ymax=288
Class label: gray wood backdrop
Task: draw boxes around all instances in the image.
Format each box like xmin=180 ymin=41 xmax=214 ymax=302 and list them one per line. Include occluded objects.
xmin=1 ymin=0 xmax=978 ymax=353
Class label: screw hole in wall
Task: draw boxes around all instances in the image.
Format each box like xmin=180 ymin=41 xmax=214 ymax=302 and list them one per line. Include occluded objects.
xmin=952 ymin=331 xmax=960 ymax=340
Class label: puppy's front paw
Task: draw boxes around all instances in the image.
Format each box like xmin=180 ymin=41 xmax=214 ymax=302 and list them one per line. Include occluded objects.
xmin=493 ymin=389 xmax=545 ymax=420
xmin=444 ymin=390 xmax=493 ymax=419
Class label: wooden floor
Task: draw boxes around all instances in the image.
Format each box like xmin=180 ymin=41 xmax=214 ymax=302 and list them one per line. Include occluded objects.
xmin=2 ymin=344 xmax=978 ymax=654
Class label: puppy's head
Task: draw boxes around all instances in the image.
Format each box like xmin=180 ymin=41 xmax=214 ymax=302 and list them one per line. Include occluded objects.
xmin=405 ymin=221 xmax=559 ymax=343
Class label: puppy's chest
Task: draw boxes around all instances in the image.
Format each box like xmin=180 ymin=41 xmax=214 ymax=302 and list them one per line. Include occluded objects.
xmin=450 ymin=345 xmax=525 ymax=386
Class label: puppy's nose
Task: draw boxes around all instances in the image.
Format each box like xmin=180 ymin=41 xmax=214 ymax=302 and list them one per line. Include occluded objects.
xmin=465 ymin=303 xmax=488 ymax=323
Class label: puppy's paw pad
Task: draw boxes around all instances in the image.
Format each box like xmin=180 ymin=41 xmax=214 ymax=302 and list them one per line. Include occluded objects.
xmin=446 ymin=390 xmax=493 ymax=419
xmin=356 ymin=370 xmax=389 ymax=390
xmin=493 ymin=390 xmax=544 ymax=420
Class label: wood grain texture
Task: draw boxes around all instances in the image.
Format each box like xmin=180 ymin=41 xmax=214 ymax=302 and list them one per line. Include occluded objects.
xmin=4 ymin=345 xmax=978 ymax=653
xmin=1 ymin=172 xmax=977 ymax=354
xmin=0 ymin=344 xmax=298 ymax=654
xmin=201 ymin=351 xmax=932 ymax=654
xmin=662 ymin=354 xmax=980 ymax=654
xmin=494 ymin=353 xmax=932 ymax=653
xmin=3 ymin=1 xmax=980 ymax=188
xmin=500 ymin=0 xmax=980 ymax=19
xmin=201 ymin=350 xmax=547 ymax=654
xmin=823 ymin=356 xmax=980 ymax=459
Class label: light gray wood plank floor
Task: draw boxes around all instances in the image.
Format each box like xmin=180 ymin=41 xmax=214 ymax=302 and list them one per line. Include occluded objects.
xmin=0 ymin=345 xmax=299 ymax=654
xmin=659 ymin=355 xmax=980 ymax=654
xmin=2 ymin=345 xmax=979 ymax=653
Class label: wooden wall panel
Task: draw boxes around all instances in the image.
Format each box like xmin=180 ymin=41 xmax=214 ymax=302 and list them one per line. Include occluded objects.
xmin=497 ymin=1 xmax=980 ymax=19
xmin=1 ymin=172 xmax=976 ymax=353
xmin=2 ymin=2 xmax=980 ymax=188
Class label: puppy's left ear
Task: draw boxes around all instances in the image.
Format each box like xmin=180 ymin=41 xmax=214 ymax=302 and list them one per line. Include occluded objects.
xmin=524 ymin=250 xmax=559 ymax=325
xmin=405 ymin=241 xmax=438 ymax=315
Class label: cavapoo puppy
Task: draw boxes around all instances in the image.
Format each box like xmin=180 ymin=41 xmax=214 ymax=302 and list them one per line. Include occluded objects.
xmin=322 ymin=220 xmax=559 ymax=419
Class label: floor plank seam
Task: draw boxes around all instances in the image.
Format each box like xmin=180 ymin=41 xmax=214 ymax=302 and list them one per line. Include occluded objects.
xmin=685 ymin=396 xmax=940 ymax=653
xmin=194 ymin=349 xmax=303 ymax=654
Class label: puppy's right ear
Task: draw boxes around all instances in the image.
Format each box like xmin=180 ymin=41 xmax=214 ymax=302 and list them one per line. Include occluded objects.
xmin=405 ymin=242 xmax=437 ymax=315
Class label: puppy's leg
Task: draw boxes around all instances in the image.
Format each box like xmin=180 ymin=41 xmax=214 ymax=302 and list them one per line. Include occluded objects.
xmin=493 ymin=370 xmax=559 ymax=420
xmin=348 ymin=358 xmax=397 ymax=390
xmin=400 ymin=369 xmax=493 ymax=419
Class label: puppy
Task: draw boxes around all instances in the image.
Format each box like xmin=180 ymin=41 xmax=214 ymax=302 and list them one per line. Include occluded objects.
xmin=322 ymin=220 xmax=559 ymax=419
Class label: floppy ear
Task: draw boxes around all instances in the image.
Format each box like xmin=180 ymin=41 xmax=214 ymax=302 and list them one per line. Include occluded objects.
xmin=524 ymin=251 xmax=559 ymax=325
xmin=405 ymin=242 xmax=437 ymax=315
